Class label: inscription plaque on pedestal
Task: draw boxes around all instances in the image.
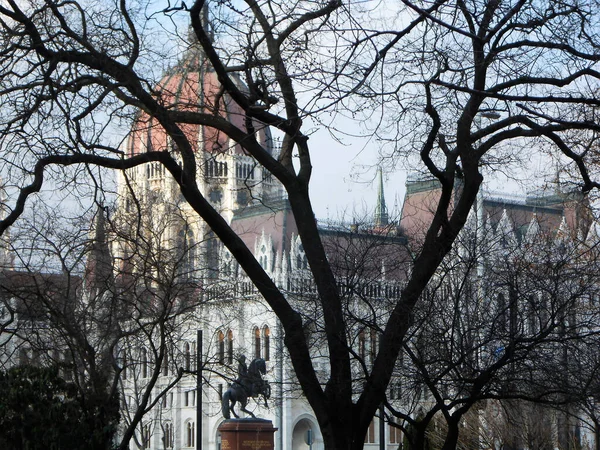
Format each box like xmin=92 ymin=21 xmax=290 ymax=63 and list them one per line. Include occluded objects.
xmin=218 ymin=418 xmax=278 ymax=450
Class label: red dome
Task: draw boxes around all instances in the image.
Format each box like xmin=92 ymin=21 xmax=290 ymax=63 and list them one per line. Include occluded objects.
xmin=127 ymin=48 xmax=269 ymax=157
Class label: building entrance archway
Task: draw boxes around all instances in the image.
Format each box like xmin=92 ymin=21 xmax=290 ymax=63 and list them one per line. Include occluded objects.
xmin=292 ymin=418 xmax=321 ymax=450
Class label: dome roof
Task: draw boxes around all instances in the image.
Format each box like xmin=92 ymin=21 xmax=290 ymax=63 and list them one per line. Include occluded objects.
xmin=127 ymin=46 xmax=271 ymax=158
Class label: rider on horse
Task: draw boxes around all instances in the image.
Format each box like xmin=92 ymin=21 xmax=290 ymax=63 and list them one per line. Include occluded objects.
xmin=222 ymin=356 xmax=270 ymax=419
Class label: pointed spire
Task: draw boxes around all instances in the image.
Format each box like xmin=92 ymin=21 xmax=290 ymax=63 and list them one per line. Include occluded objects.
xmin=85 ymin=206 xmax=113 ymax=296
xmin=374 ymin=167 xmax=388 ymax=227
xmin=524 ymin=213 xmax=541 ymax=243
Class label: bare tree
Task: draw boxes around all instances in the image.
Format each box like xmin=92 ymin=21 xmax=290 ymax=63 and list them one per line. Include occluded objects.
xmin=0 ymin=1 xmax=599 ymax=448
xmin=0 ymin=199 xmax=223 ymax=450
xmin=385 ymin=201 xmax=600 ymax=450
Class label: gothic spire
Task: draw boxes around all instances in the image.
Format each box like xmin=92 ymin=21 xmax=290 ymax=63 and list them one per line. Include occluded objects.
xmin=85 ymin=206 xmax=113 ymax=296
xmin=374 ymin=167 xmax=389 ymax=227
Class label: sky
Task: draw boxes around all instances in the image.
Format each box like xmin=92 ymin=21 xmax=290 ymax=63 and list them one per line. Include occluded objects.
xmin=306 ymin=127 xmax=407 ymax=224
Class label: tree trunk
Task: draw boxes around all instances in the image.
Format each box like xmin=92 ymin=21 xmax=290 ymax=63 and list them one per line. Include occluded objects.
xmin=441 ymin=419 xmax=460 ymax=450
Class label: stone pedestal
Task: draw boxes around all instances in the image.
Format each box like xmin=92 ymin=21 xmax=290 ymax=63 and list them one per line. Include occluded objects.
xmin=218 ymin=418 xmax=278 ymax=450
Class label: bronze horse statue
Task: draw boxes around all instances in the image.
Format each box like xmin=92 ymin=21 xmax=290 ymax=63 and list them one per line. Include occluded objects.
xmin=222 ymin=358 xmax=271 ymax=419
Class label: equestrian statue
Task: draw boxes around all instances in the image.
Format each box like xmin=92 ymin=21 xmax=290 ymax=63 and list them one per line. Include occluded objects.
xmin=221 ymin=355 xmax=271 ymax=419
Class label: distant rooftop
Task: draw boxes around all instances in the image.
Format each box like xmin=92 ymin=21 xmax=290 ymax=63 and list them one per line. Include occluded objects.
xmin=406 ymin=175 xmax=577 ymax=208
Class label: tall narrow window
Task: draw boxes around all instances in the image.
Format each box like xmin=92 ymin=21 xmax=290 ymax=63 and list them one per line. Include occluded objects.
xmin=163 ymin=423 xmax=173 ymax=449
xmin=141 ymin=348 xmax=148 ymax=378
xmin=122 ymin=352 xmax=128 ymax=380
xmin=186 ymin=421 xmax=195 ymax=447
xmin=364 ymin=419 xmax=376 ymax=443
xmin=262 ymin=326 xmax=270 ymax=361
xmin=143 ymin=424 xmax=151 ymax=448
xmin=389 ymin=417 xmax=402 ymax=444
xmin=227 ymin=330 xmax=234 ymax=364
xmin=184 ymin=342 xmax=191 ymax=371
xmin=254 ymin=327 xmax=261 ymax=359
xmin=218 ymin=331 xmax=225 ymax=365
xmin=358 ymin=330 xmax=366 ymax=361
xmin=191 ymin=341 xmax=196 ymax=371
xmin=162 ymin=352 xmax=169 ymax=376
xmin=370 ymin=329 xmax=378 ymax=365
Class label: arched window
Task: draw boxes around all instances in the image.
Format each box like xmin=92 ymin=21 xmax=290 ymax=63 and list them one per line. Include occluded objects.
xmin=389 ymin=417 xmax=402 ymax=444
xmin=370 ymin=329 xmax=378 ymax=365
xmin=184 ymin=342 xmax=191 ymax=371
xmin=183 ymin=229 xmax=195 ymax=275
xmin=206 ymin=231 xmax=219 ymax=278
xmin=191 ymin=341 xmax=196 ymax=371
xmin=364 ymin=418 xmax=376 ymax=443
xmin=262 ymin=326 xmax=270 ymax=361
xmin=141 ymin=348 xmax=148 ymax=378
xmin=254 ymin=327 xmax=261 ymax=359
xmin=186 ymin=421 xmax=195 ymax=448
xmin=227 ymin=330 xmax=234 ymax=364
xmin=142 ymin=423 xmax=151 ymax=448
xmin=358 ymin=330 xmax=366 ymax=361
xmin=217 ymin=331 xmax=225 ymax=365
xmin=163 ymin=422 xmax=173 ymax=449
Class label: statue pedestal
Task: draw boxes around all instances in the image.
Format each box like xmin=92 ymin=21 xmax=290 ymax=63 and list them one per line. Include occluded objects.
xmin=218 ymin=418 xmax=278 ymax=450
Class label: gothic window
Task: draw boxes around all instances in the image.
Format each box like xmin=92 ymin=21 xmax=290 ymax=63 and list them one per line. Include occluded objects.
xmin=262 ymin=326 xmax=270 ymax=361
xmin=209 ymin=188 xmax=223 ymax=203
xmin=293 ymin=239 xmax=308 ymax=270
xmin=206 ymin=231 xmax=219 ymax=278
xmin=358 ymin=330 xmax=366 ymax=361
xmin=141 ymin=348 xmax=148 ymax=378
xmin=163 ymin=423 xmax=174 ymax=449
xmin=389 ymin=417 xmax=402 ymax=444
xmin=191 ymin=341 xmax=197 ymax=371
xmin=184 ymin=229 xmax=195 ymax=273
xmin=184 ymin=342 xmax=191 ymax=371
xmin=227 ymin=330 xmax=234 ymax=365
xmin=162 ymin=351 xmax=169 ymax=376
xmin=142 ymin=424 xmax=151 ymax=449
xmin=262 ymin=170 xmax=272 ymax=183
xmin=184 ymin=390 xmax=195 ymax=407
xmin=258 ymin=243 xmax=270 ymax=271
xmin=205 ymin=159 xmax=214 ymax=177
xmin=254 ymin=326 xmax=261 ymax=359
xmin=364 ymin=419 xmax=376 ymax=444
xmin=217 ymin=331 xmax=225 ymax=365
xmin=237 ymin=190 xmax=249 ymax=206
xmin=370 ymin=329 xmax=378 ymax=365
xmin=122 ymin=352 xmax=128 ymax=380
xmin=186 ymin=421 xmax=195 ymax=448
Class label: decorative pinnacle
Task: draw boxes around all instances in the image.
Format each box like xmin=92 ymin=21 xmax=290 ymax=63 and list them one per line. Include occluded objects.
xmin=374 ymin=167 xmax=388 ymax=227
